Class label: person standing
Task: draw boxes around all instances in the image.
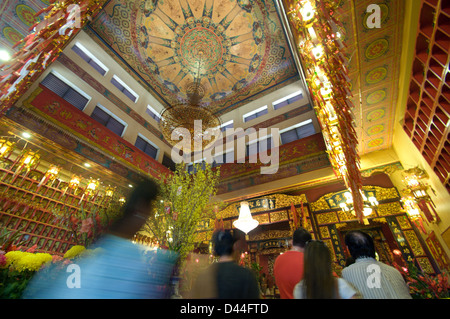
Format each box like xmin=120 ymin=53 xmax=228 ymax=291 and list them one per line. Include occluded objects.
xmin=273 ymin=227 xmax=311 ymax=299
xmin=24 ymin=178 xmax=178 ymax=299
xmin=190 ymin=230 xmax=260 ymax=299
xmin=293 ymin=240 xmax=360 ymax=299
xmin=342 ymin=230 xmax=412 ymax=299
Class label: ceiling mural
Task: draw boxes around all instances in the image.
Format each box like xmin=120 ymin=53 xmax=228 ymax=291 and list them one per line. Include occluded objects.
xmin=332 ymin=0 xmax=405 ymax=155
xmin=0 ymin=0 xmax=49 ymax=57
xmin=87 ymin=0 xmax=299 ymax=115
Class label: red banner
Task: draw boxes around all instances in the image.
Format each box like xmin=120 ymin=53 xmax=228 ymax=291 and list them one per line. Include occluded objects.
xmin=26 ymin=85 xmax=172 ymax=179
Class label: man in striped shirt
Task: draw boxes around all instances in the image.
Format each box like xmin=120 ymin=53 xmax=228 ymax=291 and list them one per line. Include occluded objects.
xmin=342 ymin=230 xmax=412 ymax=299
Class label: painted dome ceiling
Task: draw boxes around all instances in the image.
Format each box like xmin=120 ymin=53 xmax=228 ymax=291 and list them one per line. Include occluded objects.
xmin=87 ymin=0 xmax=300 ymax=115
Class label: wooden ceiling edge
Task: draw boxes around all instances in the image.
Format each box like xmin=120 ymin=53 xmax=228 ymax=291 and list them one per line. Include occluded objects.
xmin=213 ymin=158 xmax=403 ymax=205
xmin=393 ymin=0 xmax=422 ymax=126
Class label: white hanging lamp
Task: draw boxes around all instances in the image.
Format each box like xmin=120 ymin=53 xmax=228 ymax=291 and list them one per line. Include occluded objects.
xmin=233 ymin=201 xmax=259 ymax=234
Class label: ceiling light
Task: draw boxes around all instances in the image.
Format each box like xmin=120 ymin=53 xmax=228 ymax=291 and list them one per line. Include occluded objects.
xmin=84 ymin=163 xmax=91 ymax=167
xmin=22 ymin=132 xmax=32 ymax=139
xmin=0 ymin=50 xmax=11 ymax=61
xmin=233 ymin=201 xmax=259 ymax=234
xmin=300 ymin=1 xmax=315 ymax=21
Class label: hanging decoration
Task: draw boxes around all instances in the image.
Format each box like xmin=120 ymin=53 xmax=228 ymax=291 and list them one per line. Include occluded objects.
xmin=79 ymin=178 xmax=99 ymax=204
xmin=37 ymin=165 xmax=60 ymax=190
xmin=401 ymin=196 xmax=427 ymax=234
xmin=0 ymin=0 xmax=107 ymax=114
xmin=0 ymin=139 xmax=15 ymax=160
xmin=104 ymin=186 xmax=115 ymax=198
xmin=62 ymin=174 xmax=81 ymax=198
xmin=401 ymin=167 xmax=439 ymax=224
xmin=159 ymin=51 xmax=221 ymax=152
xmin=287 ymin=0 xmax=364 ymax=222
xmin=290 ymin=203 xmax=300 ymax=228
xmin=11 ymin=149 xmax=40 ymax=184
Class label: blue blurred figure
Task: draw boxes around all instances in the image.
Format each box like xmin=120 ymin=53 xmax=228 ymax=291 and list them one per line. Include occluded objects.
xmin=24 ymin=178 xmax=178 ymax=299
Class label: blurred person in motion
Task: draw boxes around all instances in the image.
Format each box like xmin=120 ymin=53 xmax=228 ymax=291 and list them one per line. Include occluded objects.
xmin=273 ymin=227 xmax=311 ymax=299
xmin=24 ymin=178 xmax=178 ymax=299
xmin=342 ymin=230 xmax=411 ymax=299
xmin=190 ymin=230 xmax=260 ymax=299
xmin=293 ymin=240 xmax=360 ymax=299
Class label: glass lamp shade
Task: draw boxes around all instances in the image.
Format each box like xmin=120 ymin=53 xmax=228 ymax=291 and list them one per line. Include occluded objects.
xmin=233 ymin=201 xmax=259 ymax=234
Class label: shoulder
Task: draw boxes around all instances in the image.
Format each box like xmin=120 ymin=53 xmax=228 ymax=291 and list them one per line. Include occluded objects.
xmin=337 ymin=278 xmax=360 ymax=299
xmin=293 ymin=280 xmax=304 ymax=299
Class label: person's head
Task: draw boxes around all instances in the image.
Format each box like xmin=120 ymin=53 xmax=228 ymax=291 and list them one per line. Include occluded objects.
xmin=292 ymin=227 xmax=312 ymax=249
xmin=110 ymin=178 xmax=160 ymax=238
xmin=211 ymin=230 xmax=236 ymax=257
xmin=303 ymin=240 xmax=336 ymax=299
xmin=344 ymin=230 xmax=376 ymax=260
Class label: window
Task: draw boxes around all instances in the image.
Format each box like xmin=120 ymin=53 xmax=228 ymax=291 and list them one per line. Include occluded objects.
xmin=111 ymin=75 xmax=139 ymax=103
xmin=162 ymin=153 xmax=176 ymax=171
xmin=41 ymin=73 xmax=90 ymax=111
xmin=243 ymin=106 xmax=268 ymax=123
xmin=135 ymin=135 xmax=159 ymax=159
xmin=146 ymin=105 xmax=161 ymax=123
xmin=212 ymin=150 xmax=234 ymax=167
xmin=90 ymin=105 xmax=126 ymax=136
xmin=220 ymin=120 xmax=234 ymax=132
xmin=71 ymin=42 xmax=108 ymax=76
xmin=273 ymin=91 xmax=303 ymax=110
xmin=187 ymin=161 xmax=206 ymax=174
xmin=246 ymin=136 xmax=272 ymax=157
xmin=280 ymin=119 xmax=315 ymax=144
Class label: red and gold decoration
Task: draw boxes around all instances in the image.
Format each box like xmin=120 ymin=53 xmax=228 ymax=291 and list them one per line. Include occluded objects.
xmin=37 ymin=164 xmax=60 ymax=190
xmin=401 ymin=167 xmax=439 ymax=227
xmin=11 ymin=149 xmax=40 ymax=184
xmin=0 ymin=139 xmax=15 ymax=160
xmin=0 ymin=0 xmax=107 ymax=114
xmin=287 ymin=0 xmax=364 ymax=222
xmin=159 ymin=55 xmax=221 ymax=152
xmin=79 ymin=178 xmax=99 ymax=203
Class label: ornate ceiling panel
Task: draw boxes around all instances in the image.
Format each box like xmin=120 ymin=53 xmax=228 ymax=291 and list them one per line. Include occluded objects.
xmin=0 ymin=0 xmax=49 ymax=61
xmin=87 ymin=0 xmax=299 ymax=115
xmin=332 ymin=0 xmax=405 ymax=155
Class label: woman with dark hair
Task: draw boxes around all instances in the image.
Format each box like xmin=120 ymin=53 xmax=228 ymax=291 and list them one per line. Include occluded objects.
xmin=293 ymin=241 xmax=360 ymax=299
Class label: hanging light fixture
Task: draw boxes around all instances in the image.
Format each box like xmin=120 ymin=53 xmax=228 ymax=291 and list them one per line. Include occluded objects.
xmin=159 ymin=51 xmax=221 ymax=152
xmin=105 ymin=186 xmax=115 ymax=198
xmin=401 ymin=167 xmax=439 ymax=223
xmin=79 ymin=178 xmax=99 ymax=204
xmin=37 ymin=164 xmax=60 ymax=190
xmin=0 ymin=139 xmax=15 ymax=160
xmin=11 ymin=149 xmax=40 ymax=183
xmin=69 ymin=175 xmax=81 ymax=188
xmin=233 ymin=201 xmax=259 ymax=234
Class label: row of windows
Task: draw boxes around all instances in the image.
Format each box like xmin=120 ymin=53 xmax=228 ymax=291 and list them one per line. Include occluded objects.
xmin=41 ymin=71 xmax=314 ymax=171
xmin=71 ymin=42 xmax=141 ymax=104
xmin=186 ymin=120 xmax=315 ymax=172
xmin=242 ymin=91 xmax=304 ymax=123
xmin=41 ymin=72 xmax=160 ymax=162
xmin=42 ymin=42 xmax=310 ymax=171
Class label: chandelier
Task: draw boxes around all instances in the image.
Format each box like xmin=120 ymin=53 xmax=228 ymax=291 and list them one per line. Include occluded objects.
xmin=233 ymin=201 xmax=259 ymax=234
xmin=159 ymin=52 xmax=221 ymax=152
